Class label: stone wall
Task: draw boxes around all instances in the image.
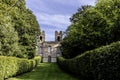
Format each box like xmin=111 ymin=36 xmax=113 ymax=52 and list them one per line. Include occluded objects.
xmin=38 ymin=41 xmax=62 ymax=62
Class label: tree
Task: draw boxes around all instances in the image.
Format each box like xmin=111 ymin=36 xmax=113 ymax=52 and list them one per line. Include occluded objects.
xmin=0 ymin=14 xmax=21 ymax=57
xmin=96 ymin=0 xmax=120 ymax=41
xmin=0 ymin=0 xmax=40 ymax=58
xmin=61 ymin=0 xmax=120 ymax=58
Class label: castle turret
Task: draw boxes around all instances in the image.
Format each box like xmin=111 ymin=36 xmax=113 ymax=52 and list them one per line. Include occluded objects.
xmin=55 ymin=31 xmax=62 ymax=42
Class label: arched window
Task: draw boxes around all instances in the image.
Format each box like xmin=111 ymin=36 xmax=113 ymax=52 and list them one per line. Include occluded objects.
xmin=57 ymin=36 xmax=60 ymax=41
xmin=48 ymin=46 xmax=51 ymax=53
xmin=40 ymin=36 xmax=42 ymax=41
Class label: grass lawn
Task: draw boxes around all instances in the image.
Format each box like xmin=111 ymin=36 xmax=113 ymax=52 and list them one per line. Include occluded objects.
xmin=8 ymin=63 xmax=79 ymax=80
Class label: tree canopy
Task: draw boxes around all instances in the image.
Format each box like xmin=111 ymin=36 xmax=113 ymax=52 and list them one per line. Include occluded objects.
xmin=0 ymin=0 xmax=40 ymax=58
xmin=61 ymin=0 xmax=120 ymax=59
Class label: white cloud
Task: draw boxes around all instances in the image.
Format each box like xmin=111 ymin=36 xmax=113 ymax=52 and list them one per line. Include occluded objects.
xmin=47 ymin=0 xmax=96 ymax=6
xmin=79 ymin=0 xmax=96 ymax=6
xmin=26 ymin=0 xmax=96 ymax=41
xmin=34 ymin=13 xmax=70 ymax=41
xmin=26 ymin=0 xmax=49 ymax=13
xmin=35 ymin=13 xmax=71 ymax=29
xmin=50 ymin=0 xmax=80 ymax=6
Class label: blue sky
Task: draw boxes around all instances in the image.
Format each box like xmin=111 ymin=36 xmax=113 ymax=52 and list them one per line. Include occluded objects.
xmin=26 ymin=0 xmax=96 ymax=41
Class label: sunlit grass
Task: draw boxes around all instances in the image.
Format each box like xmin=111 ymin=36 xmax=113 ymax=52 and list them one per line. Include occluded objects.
xmin=8 ymin=63 xmax=79 ymax=80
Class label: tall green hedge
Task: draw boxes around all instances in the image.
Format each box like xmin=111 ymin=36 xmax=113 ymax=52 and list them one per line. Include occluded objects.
xmin=58 ymin=41 xmax=120 ymax=80
xmin=0 ymin=56 xmax=41 ymax=80
xmin=0 ymin=14 xmax=21 ymax=56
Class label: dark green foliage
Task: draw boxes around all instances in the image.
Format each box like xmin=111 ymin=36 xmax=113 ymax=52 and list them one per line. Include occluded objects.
xmin=61 ymin=0 xmax=120 ymax=59
xmin=59 ymin=0 xmax=120 ymax=79
xmin=96 ymin=0 xmax=120 ymax=42
xmin=58 ymin=41 xmax=120 ymax=80
xmin=0 ymin=0 xmax=40 ymax=58
xmin=0 ymin=56 xmax=41 ymax=80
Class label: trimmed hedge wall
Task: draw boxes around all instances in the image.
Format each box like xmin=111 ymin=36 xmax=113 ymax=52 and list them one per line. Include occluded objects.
xmin=0 ymin=56 xmax=41 ymax=80
xmin=57 ymin=41 xmax=120 ymax=80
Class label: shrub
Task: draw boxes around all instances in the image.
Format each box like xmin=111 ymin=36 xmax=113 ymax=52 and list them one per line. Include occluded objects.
xmin=0 ymin=56 xmax=41 ymax=80
xmin=57 ymin=41 xmax=120 ymax=80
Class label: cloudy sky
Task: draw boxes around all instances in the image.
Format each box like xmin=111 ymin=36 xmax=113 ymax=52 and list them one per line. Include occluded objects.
xmin=26 ymin=0 xmax=96 ymax=41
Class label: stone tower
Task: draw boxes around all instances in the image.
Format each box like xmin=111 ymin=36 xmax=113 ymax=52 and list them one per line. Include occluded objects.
xmin=55 ymin=31 xmax=62 ymax=42
xmin=39 ymin=31 xmax=45 ymax=42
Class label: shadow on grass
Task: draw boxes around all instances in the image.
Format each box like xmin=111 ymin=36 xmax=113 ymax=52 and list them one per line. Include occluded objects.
xmin=8 ymin=63 xmax=79 ymax=80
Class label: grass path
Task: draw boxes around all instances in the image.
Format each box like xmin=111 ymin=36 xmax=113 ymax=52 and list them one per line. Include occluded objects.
xmin=8 ymin=63 xmax=78 ymax=80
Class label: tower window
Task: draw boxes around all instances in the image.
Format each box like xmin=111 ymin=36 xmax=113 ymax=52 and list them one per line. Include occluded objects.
xmin=40 ymin=36 xmax=42 ymax=41
xmin=57 ymin=36 xmax=60 ymax=41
